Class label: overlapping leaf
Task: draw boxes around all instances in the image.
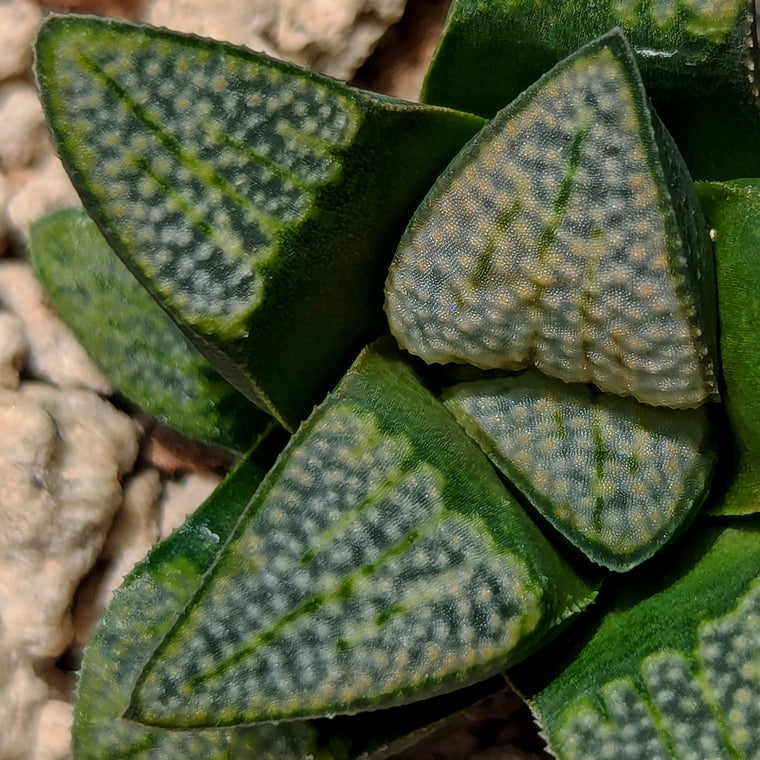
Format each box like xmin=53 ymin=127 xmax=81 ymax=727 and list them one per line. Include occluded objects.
xmin=126 ymin=342 xmax=596 ymax=728
xmin=73 ymin=429 xmax=504 ymax=760
xmin=421 ymin=0 xmax=758 ymax=178
xmin=30 ymin=208 xmax=272 ymax=452
xmin=510 ymin=520 xmax=760 ymax=759
xmin=386 ymin=30 xmax=718 ymax=409
xmin=444 ymin=371 xmax=716 ymax=570
xmin=35 ymin=15 xmax=485 ymax=430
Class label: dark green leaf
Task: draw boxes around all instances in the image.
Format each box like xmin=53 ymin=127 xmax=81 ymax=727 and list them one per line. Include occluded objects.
xmin=34 ymin=14 xmax=485 ymax=430
xmin=127 ymin=340 xmax=597 ymax=728
xmin=422 ymin=0 xmax=759 ymax=179
xmin=30 ymin=207 xmax=272 ymax=452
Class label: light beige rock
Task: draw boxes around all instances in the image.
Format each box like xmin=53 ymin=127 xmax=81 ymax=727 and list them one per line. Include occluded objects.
xmin=0 ymin=382 xmax=138 ymax=658
xmin=0 ymin=309 xmax=25 ymax=387
xmin=6 ymin=154 xmax=80 ymax=241
xmin=0 ymin=261 xmax=110 ymax=393
xmin=0 ymin=0 xmax=42 ymax=82
xmin=142 ymin=0 xmax=406 ymax=79
xmin=0 ymin=383 xmax=136 ymax=760
xmin=35 ymin=699 xmax=73 ymax=760
xmin=0 ymin=170 xmax=10 ymax=253
xmin=0 ymin=656 xmax=50 ymax=760
xmin=278 ymin=0 xmax=406 ymax=79
xmin=160 ymin=470 xmax=221 ymax=537
xmin=143 ymin=0 xmax=277 ymax=56
xmin=0 ymin=82 xmax=50 ymax=170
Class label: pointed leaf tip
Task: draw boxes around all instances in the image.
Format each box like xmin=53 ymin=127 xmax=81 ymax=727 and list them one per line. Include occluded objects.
xmin=386 ymin=30 xmax=718 ymax=409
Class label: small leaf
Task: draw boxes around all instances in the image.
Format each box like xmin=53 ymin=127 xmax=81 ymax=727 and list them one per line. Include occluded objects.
xmin=509 ymin=520 xmax=760 ymax=759
xmin=34 ymin=15 xmax=485 ymax=430
xmin=386 ymin=30 xmax=718 ymax=409
xmin=29 ymin=207 xmax=272 ymax=452
xmin=127 ymin=340 xmax=597 ymax=728
xmin=444 ymin=371 xmax=716 ymax=571
xmin=421 ymin=0 xmax=758 ymax=179
xmin=72 ymin=429 xmax=504 ymax=759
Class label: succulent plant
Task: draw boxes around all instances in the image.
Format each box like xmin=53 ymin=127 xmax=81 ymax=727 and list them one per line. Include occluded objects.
xmin=29 ymin=4 xmax=760 ymax=759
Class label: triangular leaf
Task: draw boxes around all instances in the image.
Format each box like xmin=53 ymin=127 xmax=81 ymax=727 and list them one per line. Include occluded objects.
xmin=30 ymin=207 xmax=273 ymax=452
xmin=35 ymin=15 xmax=485 ymax=430
xmin=510 ymin=520 xmax=760 ymax=759
xmin=73 ymin=429 xmax=503 ymax=760
xmin=386 ymin=30 xmax=718 ymax=409
xmin=444 ymin=371 xmax=716 ymax=571
xmin=127 ymin=341 xmax=597 ymax=728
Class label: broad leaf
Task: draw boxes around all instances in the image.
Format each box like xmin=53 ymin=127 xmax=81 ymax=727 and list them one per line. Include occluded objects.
xmin=72 ymin=428 xmax=504 ymax=760
xmin=386 ymin=30 xmax=718 ymax=409
xmin=422 ymin=0 xmax=759 ymax=179
xmin=30 ymin=207 xmax=272 ymax=452
xmin=444 ymin=371 xmax=716 ymax=571
xmin=34 ymin=15 xmax=485 ymax=430
xmin=126 ymin=341 xmax=597 ymax=728
xmin=510 ymin=520 xmax=760 ymax=759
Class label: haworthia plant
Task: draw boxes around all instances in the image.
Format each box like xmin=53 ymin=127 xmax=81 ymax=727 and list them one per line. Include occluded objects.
xmin=510 ymin=521 xmax=760 ymax=759
xmin=422 ymin=0 xmax=760 ymax=179
xmin=126 ymin=341 xmax=596 ymax=727
xmin=30 ymin=207 xmax=272 ymax=452
xmin=34 ymin=15 xmax=484 ymax=431
xmin=28 ymin=8 xmax=760 ymax=760
xmin=444 ymin=371 xmax=716 ymax=571
xmin=73 ymin=426 xmax=505 ymax=760
xmin=386 ymin=30 xmax=718 ymax=409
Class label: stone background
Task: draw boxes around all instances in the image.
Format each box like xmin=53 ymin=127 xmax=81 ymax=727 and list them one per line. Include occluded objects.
xmin=0 ymin=1 xmax=552 ymax=758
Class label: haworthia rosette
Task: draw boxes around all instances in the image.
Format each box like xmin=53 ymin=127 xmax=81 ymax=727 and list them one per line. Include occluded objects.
xmin=126 ymin=341 xmax=597 ymax=727
xmin=385 ymin=30 xmax=718 ymax=409
xmin=30 ymin=208 xmax=273 ymax=452
xmin=444 ymin=371 xmax=716 ymax=571
xmin=422 ymin=0 xmax=759 ymax=179
xmin=72 ymin=430 xmax=504 ymax=760
xmin=510 ymin=521 xmax=760 ymax=759
xmin=34 ymin=15 xmax=485 ymax=430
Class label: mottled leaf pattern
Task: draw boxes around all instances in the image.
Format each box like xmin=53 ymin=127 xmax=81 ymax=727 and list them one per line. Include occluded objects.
xmin=386 ymin=31 xmax=717 ymax=409
xmin=127 ymin=342 xmax=596 ymax=727
xmin=511 ymin=523 xmax=760 ymax=760
xmin=35 ymin=15 xmax=485 ymax=429
xmin=444 ymin=371 xmax=716 ymax=570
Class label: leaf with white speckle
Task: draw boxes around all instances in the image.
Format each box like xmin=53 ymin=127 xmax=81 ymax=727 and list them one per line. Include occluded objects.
xmin=73 ymin=428 xmax=504 ymax=760
xmin=444 ymin=371 xmax=716 ymax=571
xmin=510 ymin=520 xmax=760 ymax=760
xmin=126 ymin=340 xmax=597 ymax=727
xmin=34 ymin=14 xmax=485 ymax=431
xmin=386 ymin=29 xmax=718 ymax=410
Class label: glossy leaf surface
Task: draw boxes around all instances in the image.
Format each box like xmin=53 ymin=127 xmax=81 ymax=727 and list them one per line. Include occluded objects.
xmin=35 ymin=14 xmax=485 ymax=430
xmin=127 ymin=342 xmax=596 ymax=728
xmin=72 ymin=431 xmax=504 ymax=760
xmin=30 ymin=207 xmax=272 ymax=452
xmin=444 ymin=371 xmax=716 ymax=570
xmin=386 ymin=30 xmax=717 ymax=409
xmin=510 ymin=521 xmax=760 ymax=759
xmin=422 ymin=0 xmax=760 ymax=179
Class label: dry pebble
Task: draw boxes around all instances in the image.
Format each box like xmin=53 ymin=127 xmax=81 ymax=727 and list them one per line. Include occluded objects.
xmin=0 ymin=0 xmax=43 ymax=82
xmin=0 ymin=309 xmax=26 ymax=387
xmin=0 ymin=82 xmax=50 ymax=170
xmin=0 ymin=260 xmax=110 ymax=392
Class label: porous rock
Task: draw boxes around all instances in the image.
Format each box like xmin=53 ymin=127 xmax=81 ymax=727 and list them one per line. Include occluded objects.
xmin=0 ymin=381 xmax=138 ymax=760
xmin=0 ymin=81 xmax=50 ymax=170
xmin=0 ymin=260 xmax=110 ymax=393
xmin=0 ymin=0 xmax=42 ymax=82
